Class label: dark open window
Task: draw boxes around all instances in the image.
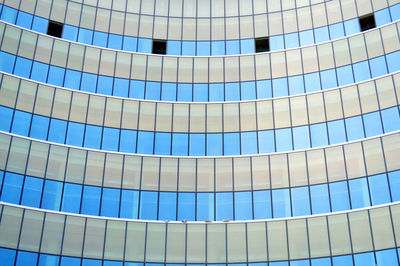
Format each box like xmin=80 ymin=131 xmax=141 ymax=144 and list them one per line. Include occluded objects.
xmin=359 ymin=14 xmax=376 ymax=32
xmin=255 ymin=37 xmax=269 ymax=53
xmin=47 ymin=20 xmax=63 ymax=38
xmin=152 ymin=39 xmax=167 ymax=54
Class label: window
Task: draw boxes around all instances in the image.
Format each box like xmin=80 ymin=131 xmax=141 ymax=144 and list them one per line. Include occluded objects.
xmin=152 ymin=39 xmax=167 ymax=54
xmin=255 ymin=37 xmax=270 ymax=53
xmin=359 ymin=14 xmax=376 ymax=31
xmin=47 ymin=20 xmax=63 ymax=38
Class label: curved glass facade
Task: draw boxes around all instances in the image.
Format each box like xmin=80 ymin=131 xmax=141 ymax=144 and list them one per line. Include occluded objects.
xmin=1 ymin=0 xmax=400 ymax=265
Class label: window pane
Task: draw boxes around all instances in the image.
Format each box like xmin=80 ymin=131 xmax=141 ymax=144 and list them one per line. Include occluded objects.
xmin=310 ymin=184 xmax=330 ymax=214
xmin=234 ymin=191 xmax=252 ymax=220
xmin=101 ymin=188 xmax=120 ymax=217
xmin=197 ymin=192 xmax=214 ymax=221
xmin=291 ymin=186 xmax=311 ymax=216
xmin=61 ymin=183 xmax=82 ymax=213
xmin=41 ymin=179 xmax=62 ymax=211
xmin=81 ymin=186 xmax=101 ymax=215
xmin=178 ymin=193 xmax=195 ymax=220
xmin=368 ymin=174 xmax=391 ymax=205
xmin=216 ymin=192 xmax=233 ymax=220
xmin=21 ymin=176 xmax=43 ymax=207
xmin=349 ymin=178 xmax=371 ymax=209
xmin=253 ymin=190 xmax=272 ymax=219
xmin=329 ymin=181 xmax=350 ymax=212
xmin=272 ymin=188 xmax=291 ymax=218
xmin=158 ymin=192 xmax=177 ymax=220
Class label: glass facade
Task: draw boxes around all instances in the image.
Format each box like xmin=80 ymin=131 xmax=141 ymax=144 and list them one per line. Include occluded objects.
xmin=0 ymin=0 xmax=400 ymax=265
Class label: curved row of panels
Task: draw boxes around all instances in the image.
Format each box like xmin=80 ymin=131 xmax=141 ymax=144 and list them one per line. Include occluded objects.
xmin=0 ymin=202 xmax=399 ymax=263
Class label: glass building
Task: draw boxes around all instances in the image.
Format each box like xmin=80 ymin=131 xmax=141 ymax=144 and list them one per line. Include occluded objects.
xmin=0 ymin=0 xmax=400 ymax=265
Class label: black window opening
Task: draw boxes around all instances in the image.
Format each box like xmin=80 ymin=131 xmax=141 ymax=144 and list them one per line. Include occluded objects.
xmin=255 ymin=37 xmax=270 ymax=53
xmin=47 ymin=21 xmax=63 ymax=38
xmin=152 ymin=40 xmax=167 ymax=54
xmin=359 ymin=14 xmax=376 ymax=32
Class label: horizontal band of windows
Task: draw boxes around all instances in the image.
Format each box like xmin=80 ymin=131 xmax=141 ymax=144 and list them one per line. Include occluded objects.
xmin=0 ymin=169 xmax=399 ymax=220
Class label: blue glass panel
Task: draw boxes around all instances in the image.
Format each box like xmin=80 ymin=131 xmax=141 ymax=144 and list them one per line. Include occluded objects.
xmin=299 ymin=30 xmax=314 ymax=46
xmin=337 ymin=65 xmax=354 ymax=86
xmin=345 ymin=116 xmax=364 ymax=141
xmin=16 ymin=251 xmax=38 ymax=266
xmin=120 ymin=189 xmax=139 ymax=219
xmin=381 ymin=107 xmax=400 ymax=132
xmin=31 ymin=17 xmax=48 ymax=34
xmin=113 ymin=78 xmax=129 ymax=97
xmin=354 ymin=252 xmax=375 ymax=266
xmin=329 ymin=181 xmax=350 ymax=212
xmin=161 ymin=83 xmax=177 ymax=101
xmin=363 ymin=111 xmax=383 ymax=137
xmin=97 ymin=75 xmax=113 ymax=95
xmin=1 ymin=172 xmax=23 ymax=204
xmin=62 ymin=25 xmax=78 ymax=41
xmin=311 ymin=258 xmax=331 ymax=266
xmin=77 ymin=28 xmax=93 ymax=44
xmin=31 ymin=61 xmax=49 ymax=82
xmin=390 ymin=4 xmax=400 ymax=20
xmin=41 ymin=179 xmax=62 ymax=210
xmin=272 ymin=188 xmax=291 ymax=218
xmin=60 ymin=256 xmax=81 ymax=266
xmin=329 ymin=22 xmax=345 ymax=39
xmin=84 ymin=125 xmax=102 ymax=149
xmin=64 ymin=69 xmax=81 ymax=90
xmin=102 ymin=127 xmax=119 ymax=151
xmin=241 ymin=81 xmax=256 ymax=100
xmin=353 ymin=61 xmax=371 ymax=82
xmin=158 ymin=192 xmax=177 ymax=220
xmin=167 ymin=40 xmax=181 ymax=55
xmin=182 ymin=41 xmax=196 ymax=56
xmin=275 ymin=128 xmax=292 ymax=152
xmin=269 ymin=262 xmax=288 ymax=266
xmin=225 ymin=82 xmax=240 ymax=101
xmin=14 ymin=57 xmax=32 ymax=78
xmin=0 ymin=52 xmax=16 ymax=73
xmin=349 ymin=178 xmax=371 ymax=209
xmin=375 ymin=8 xmax=391 ymax=26
xmin=145 ymin=81 xmax=161 ymax=100
xmin=82 ymin=258 xmax=102 ymax=266
xmin=269 ymin=35 xmax=284 ymax=50
xmin=197 ymin=41 xmax=211 ymax=56
xmin=16 ymin=12 xmax=33 ymax=28
xmin=291 ymin=186 xmax=311 ymax=216
xmin=104 ymin=261 xmax=123 ymax=266
xmin=172 ymin=133 xmax=188 ymax=156
xmin=0 ymin=106 xmax=13 ymax=131
xmin=81 ymin=73 xmax=97 ymax=93
xmin=332 ymin=255 xmax=353 ymax=266
xmin=61 ymin=183 xmax=82 ymax=213
xmin=291 ymin=260 xmax=310 ymax=266
xmin=256 ymin=80 xmax=272 ymax=99
xmin=154 ymin=132 xmax=171 ymax=155
xmin=344 ymin=18 xmax=360 ymax=35
xmin=47 ymin=66 xmax=65 ymax=86
xmin=314 ymin=26 xmax=330 ymax=43
xmin=48 ymin=118 xmax=67 ymax=143
xmin=241 ymin=131 xmax=257 ymax=155
xmin=310 ymin=184 xmax=330 ymax=214
xmin=177 ymin=83 xmax=192 ymax=102
xmin=369 ymin=56 xmax=388 ymax=78
xmin=101 ymin=187 xmax=120 ymax=217
xmin=189 ymin=133 xmax=205 ymax=156
xmin=81 ymin=186 xmax=101 ymax=215
xmin=193 ymin=84 xmax=208 ymax=102
xmin=66 ymin=122 xmax=84 ymax=146
xmin=178 ymin=193 xmax=195 ymax=220
xmin=137 ymin=38 xmax=152 ymax=53
xmin=211 ymin=41 xmax=225 ymax=55
xmin=224 ymin=132 xmax=240 ymax=155
xmin=386 ymin=51 xmax=400 ymax=72
xmin=288 ymin=75 xmax=305 ymax=95
xmin=209 ymin=83 xmax=224 ymax=101
xmin=240 ymin=39 xmax=255 ymax=54
xmin=258 ymin=130 xmax=275 ymax=153
xmin=197 ymin=193 xmax=214 ymax=221
xmin=234 ymin=191 xmax=252 ymax=220
xmin=272 ymin=77 xmax=288 ymax=97
xmin=320 ymin=69 xmax=337 ymax=90
xmin=137 ymin=131 xmax=154 ymax=154
xmin=216 ymin=192 xmax=233 ymax=220
xmin=11 ymin=110 xmax=31 ymax=136
xmin=130 ymin=80 xmax=145 ymax=99
xmin=253 ymin=190 xmax=272 ymax=219
xmin=376 ymin=248 xmax=399 ymax=265
xmin=304 ymin=72 xmax=321 ymax=92
xmin=140 ymin=191 xmax=158 ymax=219
xmin=226 ymin=40 xmax=240 ymax=55
xmin=108 ymin=34 xmax=123 ymax=50
xmin=310 ymin=123 xmax=328 ymax=147
xmin=368 ymin=174 xmax=391 ymax=205
xmin=93 ymin=31 xmax=108 ymax=47
xmin=0 ymin=247 xmax=16 ymax=266
xmin=293 ymin=126 xmax=310 ymax=150
xmin=284 ymin=32 xmax=299 ymax=49
xmin=328 ymin=120 xmax=346 ymax=144
xmin=0 ymin=6 xmax=17 ymax=23
xmin=207 ymin=133 xmax=223 ymax=156
xmin=21 ymin=176 xmax=43 ymax=207
xmin=123 ymin=36 xmax=138 ymax=52
xmin=388 ymin=170 xmax=400 ymax=201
